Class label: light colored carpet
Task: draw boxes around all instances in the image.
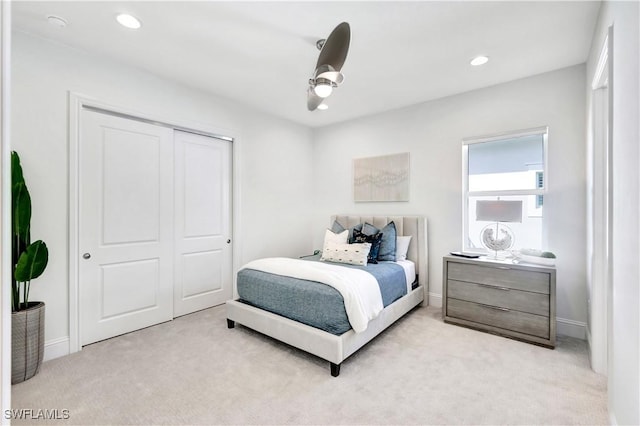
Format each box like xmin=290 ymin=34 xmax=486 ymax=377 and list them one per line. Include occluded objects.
xmin=11 ymin=305 xmax=608 ymax=425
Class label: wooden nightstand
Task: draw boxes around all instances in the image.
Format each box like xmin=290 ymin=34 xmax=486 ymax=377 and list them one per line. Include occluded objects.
xmin=442 ymin=255 xmax=556 ymax=348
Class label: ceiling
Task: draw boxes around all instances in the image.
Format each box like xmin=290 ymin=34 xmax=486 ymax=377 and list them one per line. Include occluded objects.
xmin=12 ymin=1 xmax=601 ymax=128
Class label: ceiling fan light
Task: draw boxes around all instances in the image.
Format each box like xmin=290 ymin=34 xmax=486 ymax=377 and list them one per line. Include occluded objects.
xmin=307 ymin=22 xmax=350 ymax=111
xmin=313 ymin=80 xmax=333 ymax=98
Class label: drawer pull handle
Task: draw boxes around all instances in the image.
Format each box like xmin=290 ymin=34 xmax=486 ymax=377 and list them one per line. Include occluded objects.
xmin=476 ymin=283 xmax=510 ymax=291
xmin=480 ymin=303 xmax=510 ymax=312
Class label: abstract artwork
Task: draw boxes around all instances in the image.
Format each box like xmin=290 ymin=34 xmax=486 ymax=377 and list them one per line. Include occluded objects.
xmin=353 ymin=152 xmax=410 ymax=202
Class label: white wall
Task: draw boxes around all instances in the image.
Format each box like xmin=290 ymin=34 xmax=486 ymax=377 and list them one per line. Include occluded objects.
xmin=11 ymin=32 xmax=315 ymax=359
xmin=312 ymin=65 xmax=587 ymax=338
xmin=586 ymin=1 xmax=639 ymax=424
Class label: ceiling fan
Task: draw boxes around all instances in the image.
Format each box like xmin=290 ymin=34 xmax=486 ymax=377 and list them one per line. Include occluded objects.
xmin=307 ymin=22 xmax=351 ymax=111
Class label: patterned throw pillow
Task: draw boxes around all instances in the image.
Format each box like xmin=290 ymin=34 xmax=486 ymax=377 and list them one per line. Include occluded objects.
xmin=352 ymin=228 xmax=383 ymax=264
xmin=321 ymin=242 xmax=371 ymax=266
xmin=321 ymin=229 xmax=348 ymax=254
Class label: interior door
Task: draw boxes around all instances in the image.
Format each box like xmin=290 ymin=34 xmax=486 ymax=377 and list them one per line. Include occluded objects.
xmin=79 ymin=109 xmax=174 ymax=346
xmin=173 ymin=130 xmax=232 ymax=316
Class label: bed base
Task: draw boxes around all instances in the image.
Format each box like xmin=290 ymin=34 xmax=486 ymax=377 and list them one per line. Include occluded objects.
xmin=226 ymin=285 xmax=424 ymax=377
xmin=227 ymin=319 xmax=340 ymax=377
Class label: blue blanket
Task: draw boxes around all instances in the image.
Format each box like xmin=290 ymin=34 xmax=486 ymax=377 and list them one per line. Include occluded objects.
xmin=237 ymin=256 xmax=408 ymax=335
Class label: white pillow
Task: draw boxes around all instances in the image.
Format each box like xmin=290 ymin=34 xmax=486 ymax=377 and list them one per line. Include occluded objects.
xmin=395 ymin=236 xmax=412 ymax=261
xmin=321 ymin=242 xmax=371 ymax=266
xmin=322 ymin=229 xmax=348 ymax=252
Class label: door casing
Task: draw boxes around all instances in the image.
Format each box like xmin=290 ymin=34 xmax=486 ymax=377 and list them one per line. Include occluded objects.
xmin=587 ymin=28 xmax=613 ymax=376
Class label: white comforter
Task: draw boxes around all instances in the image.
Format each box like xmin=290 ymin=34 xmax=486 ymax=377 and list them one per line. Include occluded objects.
xmin=241 ymin=257 xmax=383 ymax=333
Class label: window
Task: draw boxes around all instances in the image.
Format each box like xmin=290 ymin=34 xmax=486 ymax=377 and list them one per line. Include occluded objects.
xmin=463 ymin=127 xmax=548 ymax=253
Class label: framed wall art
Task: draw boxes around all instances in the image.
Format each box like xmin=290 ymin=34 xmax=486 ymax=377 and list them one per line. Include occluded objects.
xmin=353 ymin=152 xmax=410 ymax=202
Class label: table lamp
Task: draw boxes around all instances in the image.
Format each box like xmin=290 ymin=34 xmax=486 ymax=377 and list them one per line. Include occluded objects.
xmin=476 ymin=200 xmax=523 ymax=259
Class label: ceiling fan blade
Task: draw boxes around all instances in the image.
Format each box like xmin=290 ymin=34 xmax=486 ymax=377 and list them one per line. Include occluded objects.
xmin=307 ymin=87 xmax=324 ymax=111
xmin=316 ymin=22 xmax=350 ymax=72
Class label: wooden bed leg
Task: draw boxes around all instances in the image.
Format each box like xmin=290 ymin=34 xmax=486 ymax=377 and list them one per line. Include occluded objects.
xmin=227 ymin=319 xmax=235 ymax=329
xmin=330 ymin=363 xmax=341 ymax=377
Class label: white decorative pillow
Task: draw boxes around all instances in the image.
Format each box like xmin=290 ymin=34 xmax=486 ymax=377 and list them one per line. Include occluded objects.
xmin=321 ymin=242 xmax=371 ymax=266
xmin=322 ymin=229 xmax=348 ymax=253
xmin=395 ymin=236 xmax=412 ymax=261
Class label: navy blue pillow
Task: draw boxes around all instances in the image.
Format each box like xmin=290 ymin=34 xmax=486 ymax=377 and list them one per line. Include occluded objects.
xmin=346 ymin=224 xmax=364 ymax=243
xmin=352 ymin=228 xmax=383 ymax=264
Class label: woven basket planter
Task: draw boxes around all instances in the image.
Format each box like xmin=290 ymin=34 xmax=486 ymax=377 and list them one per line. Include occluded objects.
xmin=12 ymin=302 xmax=45 ymax=384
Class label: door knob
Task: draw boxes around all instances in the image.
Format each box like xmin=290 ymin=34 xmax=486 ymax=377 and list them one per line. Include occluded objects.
xmin=82 ymin=253 xmax=91 ymax=259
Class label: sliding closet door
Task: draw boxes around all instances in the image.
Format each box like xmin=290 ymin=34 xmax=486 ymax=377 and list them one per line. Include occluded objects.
xmin=173 ymin=131 xmax=232 ymax=316
xmin=79 ymin=110 xmax=174 ymax=346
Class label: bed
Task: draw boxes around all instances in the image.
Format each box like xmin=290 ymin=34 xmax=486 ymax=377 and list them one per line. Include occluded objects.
xmin=225 ymin=215 xmax=428 ymax=377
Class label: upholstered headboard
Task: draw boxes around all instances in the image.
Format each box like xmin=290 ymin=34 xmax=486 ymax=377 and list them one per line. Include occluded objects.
xmin=330 ymin=215 xmax=429 ymax=294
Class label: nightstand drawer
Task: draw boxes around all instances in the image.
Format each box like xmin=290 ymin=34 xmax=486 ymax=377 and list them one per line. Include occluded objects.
xmin=448 ymin=298 xmax=550 ymax=339
xmin=448 ymin=262 xmax=549 ymax=294
xmin=447 ymin=279 xmax=549 ymax=317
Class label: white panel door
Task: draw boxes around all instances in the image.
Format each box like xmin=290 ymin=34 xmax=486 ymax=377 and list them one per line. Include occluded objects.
xmin=80 ymin=110 xmax=174 ymax=346
xmin=174 ymin=130 xmax=232 ymax=316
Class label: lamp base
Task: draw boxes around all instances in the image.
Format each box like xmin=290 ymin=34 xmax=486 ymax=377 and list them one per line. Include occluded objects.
xmin=483 ymin=252 xmax=509 ymax=261
xmin=480 ymin=223 xmax=515 ymax=257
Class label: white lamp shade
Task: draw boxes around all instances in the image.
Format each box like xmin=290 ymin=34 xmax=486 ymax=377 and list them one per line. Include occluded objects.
xmin=476 ymin=200 xmax=522 ymax=223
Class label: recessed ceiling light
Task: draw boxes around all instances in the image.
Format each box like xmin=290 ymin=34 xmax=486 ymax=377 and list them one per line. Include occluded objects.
xmin=317 ymin=103 xmax=329 ymax=110
xmin=47 ymin=15 xmax=67 ymax=28
xmin=470 ymin=56 xmax=489 ymax=66
xmin=116 ymin=13 xmax=142 ymax=30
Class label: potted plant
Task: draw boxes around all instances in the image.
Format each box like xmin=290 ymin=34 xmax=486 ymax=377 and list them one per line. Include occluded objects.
xmin=11 ymin=151 xmax=49 ymax=384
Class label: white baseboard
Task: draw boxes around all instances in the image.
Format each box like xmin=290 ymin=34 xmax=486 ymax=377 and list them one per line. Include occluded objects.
xmin=427 ymin=292 xmax=442 ymax=308
xmin=556 ymin=317 xmax=587 ymax=339
xmin=44 ymin=336 xmax=70 ymax=362
xmin=40 ymin=307 xmax=586 ymax=364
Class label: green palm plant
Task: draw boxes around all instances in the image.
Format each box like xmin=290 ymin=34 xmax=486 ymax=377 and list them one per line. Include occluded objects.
xmin=11 ymin=151 xmax=48 ymax=311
